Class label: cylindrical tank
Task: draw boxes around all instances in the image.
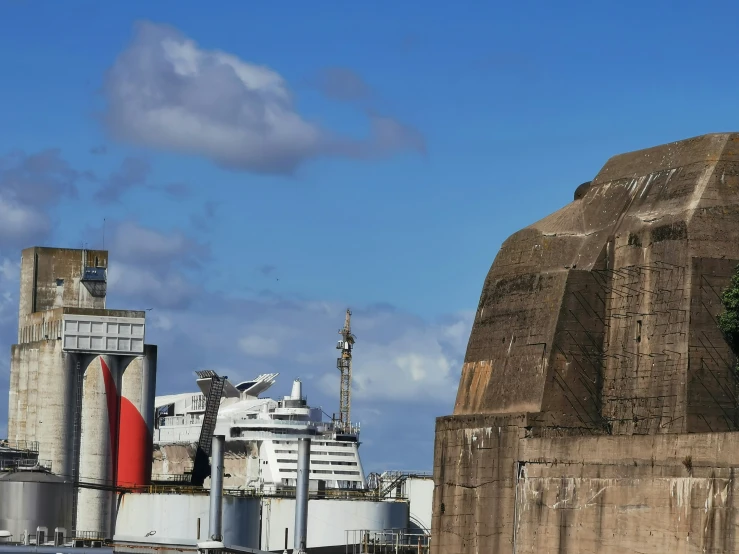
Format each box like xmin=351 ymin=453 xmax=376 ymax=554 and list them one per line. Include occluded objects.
xmin=36 ymin=349 xmax=78 ymax=479
xmin=118 ymin=355 xmax=149 ymax=488
xmin=114 ymin=493 xmax=260 ymax=548
xmin=76 ymin=355 xmax=121 ymax=537
xmin=0 ymin=471 xmax=73 ymax=543
xmin=8 ymin=343 xmax=79 ymax=479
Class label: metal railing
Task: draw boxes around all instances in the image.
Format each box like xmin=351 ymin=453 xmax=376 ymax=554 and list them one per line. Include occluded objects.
xmin=0 ymin=458 xmax=52 ymax=472
xmin=191 ymin=394 xmax=207 ymax=411
xmin=0 ymin=439 xmax=39 ymax=453
xmin=345 ymin=529 xmax=430 ymax=554
xmin=158 ymin=414 xmax=202 ymax=427
xmin=136 ymin=484 xmax=407 ymax=502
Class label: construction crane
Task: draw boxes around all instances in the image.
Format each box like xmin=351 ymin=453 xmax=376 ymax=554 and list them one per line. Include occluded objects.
xmin=336 ymin=309 xmax=355 ymax=431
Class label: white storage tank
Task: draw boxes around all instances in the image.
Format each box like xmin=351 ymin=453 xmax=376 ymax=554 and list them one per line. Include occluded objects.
xmin=114 ymin=492 xmax=261 ymax=548
xmin=0 ymin=471 xmax=73 ymax=543
xmin=260 ymin=498 xmax=409 ymax=551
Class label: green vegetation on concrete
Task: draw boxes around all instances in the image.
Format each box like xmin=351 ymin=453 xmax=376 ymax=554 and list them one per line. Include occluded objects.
xmin=718 ymin=265 xmax=739 ymax=353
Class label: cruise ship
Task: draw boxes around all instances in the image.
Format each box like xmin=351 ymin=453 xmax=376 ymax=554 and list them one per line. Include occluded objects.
xmin=153 ymin=372 xmax=367 ymax=492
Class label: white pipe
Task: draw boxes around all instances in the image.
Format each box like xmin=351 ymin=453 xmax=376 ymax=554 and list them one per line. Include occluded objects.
xmin=294 ymin=438 xmax=310 ymax=553
xmin=209 ymin=435 xmax=224 ymax=541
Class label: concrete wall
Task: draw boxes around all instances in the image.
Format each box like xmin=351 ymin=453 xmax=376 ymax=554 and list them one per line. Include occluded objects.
xmin=153 ymin=442 xmax=260 ymax=489
xmin=516 ymin=434 xmax=739 ymax=554
xmin=261 ymin=497 xmax=408 ymax=551
xmin=8 ymin=341 xmax=77 ymax=477
xmin=18 ymin=247 xmax=108 ymax=319
xmin=433 ymin=421 xmax=739 ymax=553
xmin=432 ymin=134 xmax=739 ymax=553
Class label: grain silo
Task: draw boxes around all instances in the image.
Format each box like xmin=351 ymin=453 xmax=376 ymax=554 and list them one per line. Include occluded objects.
xmin=7 ymin=247 xmax=157 ymax=539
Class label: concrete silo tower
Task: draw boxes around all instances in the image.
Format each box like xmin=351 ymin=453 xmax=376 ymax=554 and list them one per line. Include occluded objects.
xmin=8 ymin=247 xmax=157 ymax=538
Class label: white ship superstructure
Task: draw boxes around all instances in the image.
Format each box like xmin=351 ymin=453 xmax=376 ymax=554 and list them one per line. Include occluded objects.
xmin=153 ymin=373 xmax=366 ymax=491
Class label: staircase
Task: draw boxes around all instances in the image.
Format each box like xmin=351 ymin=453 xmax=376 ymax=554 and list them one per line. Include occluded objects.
xmin=191 ymin=371 xmax=225 ymax=486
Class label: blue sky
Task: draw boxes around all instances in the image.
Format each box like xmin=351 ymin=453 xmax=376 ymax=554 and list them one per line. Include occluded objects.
xmin=1 ymin=0 xmax=739 ymax=471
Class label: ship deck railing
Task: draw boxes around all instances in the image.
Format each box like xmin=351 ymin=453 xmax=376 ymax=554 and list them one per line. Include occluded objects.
xmin=345 ymin=528 xmax=430 ymax=554
xmin=135 ymin=484 xmax=408 ymax=502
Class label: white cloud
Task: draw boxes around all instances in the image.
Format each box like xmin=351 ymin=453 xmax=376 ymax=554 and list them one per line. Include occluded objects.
xmin=110 ymin=220 xmax=206 ymax=264
xmin=103 ymin=21 xmax=424 ymax=174
xmin=107 ymin=261 xmax=195 ymax=309
xmin=239 ymin=335 xmax=280 ymax=357
xmin=139 ymin=293 xmax=471 ymax=405
xmin=0 ymin=258 xmax=19 ymax=282
xmin=0 ymin=195 xmax=50 ymax=243
xmin=320 ymin=315 xmax=467 ymax=403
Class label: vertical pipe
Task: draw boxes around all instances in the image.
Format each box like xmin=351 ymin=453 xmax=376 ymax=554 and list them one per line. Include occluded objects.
xmin=209 ymin=435 xmax=224 ymax=542
xmin=141 ymin=345 xmax=157 ymax=436
xmin=294 ymin=437 xmax=311 ymax=553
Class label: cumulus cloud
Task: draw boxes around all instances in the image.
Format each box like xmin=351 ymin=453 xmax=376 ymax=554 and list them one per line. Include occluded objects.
xmin=95 ymin=157 xmax=151 ymax=203
xmin=239 ymin=335 xmax=280 ymax=357
xmin=102 ymin=21 xmax=424 ymax=174
xmin=162 ymin=182 xmax=191 ymax=200
xmin=109 ymin=220 xmax=208 ymax=265
xmin=0 ymin=149 xmax=88 ymax=247
xmin=314 ymin=67 xmax=373 ymax=102
xmin=105 ymin=220 xmax=209 ymax=309
xmin=110 ymin=289 xmax=472 ymax=469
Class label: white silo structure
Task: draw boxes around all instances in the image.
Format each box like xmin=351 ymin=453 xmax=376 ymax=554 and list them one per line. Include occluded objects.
xmin=118 ymin=347 xmax=157 ymax=488
xmin=6 ymin=247 xmax=157 ymax=539
xmin=76 ymin=354 xmax=121 ymax=536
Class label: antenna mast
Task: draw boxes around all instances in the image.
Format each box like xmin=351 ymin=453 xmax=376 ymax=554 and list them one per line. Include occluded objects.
xmin=336 ymin=309 xmax=355 ymax=431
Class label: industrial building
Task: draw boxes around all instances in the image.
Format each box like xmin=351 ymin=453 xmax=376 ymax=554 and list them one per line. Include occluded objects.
xmin=1 ymin=247 xmax=416 ymax=552
xmin=6 ymin=247 xmax=156 ymax=540
xmin=431 ymin=133 xmax=739 ymax=553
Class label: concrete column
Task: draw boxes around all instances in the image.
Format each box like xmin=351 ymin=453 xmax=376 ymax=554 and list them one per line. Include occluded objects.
xmin=118 ymin=355 xmax=147 ymax=488
xmin=36 ymin=347 xmax=77 ymax=478
xmin=209 ymin=435 xmax=225 ymax=542
xmin=76 ymin=355 xmax=121 ymax=537
xmin=294 ymin=437 xmax=311 ymax=553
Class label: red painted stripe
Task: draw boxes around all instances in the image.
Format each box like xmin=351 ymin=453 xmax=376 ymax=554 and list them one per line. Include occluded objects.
xmin=117 ymin=397 xmax=151 ymax=488
xmin=100 ymin=358 xmax=119 ymax=480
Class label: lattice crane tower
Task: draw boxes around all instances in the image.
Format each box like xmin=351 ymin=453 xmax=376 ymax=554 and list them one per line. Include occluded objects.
xmin=336 ymin=309 xmax=355 ymax=429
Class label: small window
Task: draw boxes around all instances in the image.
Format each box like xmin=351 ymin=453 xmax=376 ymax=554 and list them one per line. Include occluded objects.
xmin=56 ymin=279 xmax=64 ymax=287
xmin=636 ymin=320 xmax=642 ymax=343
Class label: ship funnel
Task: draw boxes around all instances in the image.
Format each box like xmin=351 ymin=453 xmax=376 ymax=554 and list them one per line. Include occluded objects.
xmin=291 ymin=379 xmax=302 ymax=400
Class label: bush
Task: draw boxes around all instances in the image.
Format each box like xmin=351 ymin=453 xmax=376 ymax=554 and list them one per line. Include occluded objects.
xmin=717 ymin=265 xmax=739 ymax=352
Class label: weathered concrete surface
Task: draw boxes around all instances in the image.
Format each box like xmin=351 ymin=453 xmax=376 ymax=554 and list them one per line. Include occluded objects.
xmin=7 ymin=246 xmax=156 ymax=538
xmin=18 ymin=247 xmax=108 ymax=318
xmin=153 ymin=441 xmax=261 ymax=489
xmin=433 ymin=134 xmax=739 ymax=553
